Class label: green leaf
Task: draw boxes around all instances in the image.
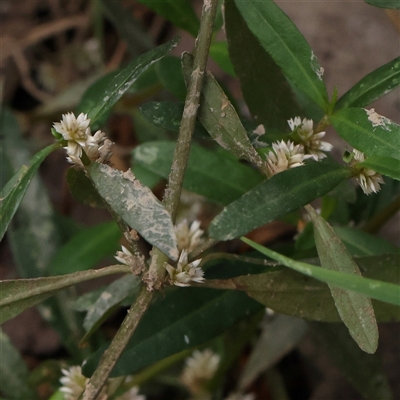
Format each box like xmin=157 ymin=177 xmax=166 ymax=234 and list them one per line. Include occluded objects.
xmin=0 ymin=330 xmax=35 ymax=399
xmin=364 ymin=0 xmax=400 ymax=9
xmin=359 ymin=156 xmax=400 ymax=181
xmin=0 ymin=142 xmax=61 ymax=242
xmin=213 ymin=255 xmax=400 ymax=322
xmin=88 ymin=163 xmax=178 ymax=260
xmin=139 ymin=101 xmax=208 ymax=138
xmin=331 ymin=108 xmax=400 ymax=160
xmin=155 ymin=56 xmax=187 ymax=101
xmin=305 ymin=205 xmax=378 ymax=354
xmin=238 ymin=315 xmax=307 ymax=389
xmin=210 ymin=161 xmax=351 ymax=240
xmin=311 ymin=322 xmax=393 ymax=400
xmin=79 ymin=37 xmax=179 ymax=123
xmin=182 ymin=52 xmax=264 ymax=168
xmin=241 ymin=237 xmax=400 ymax=307
xmin=333 ymin=226 xmax=399 ymax=257
xmin=82 ymin=275 xmax=141 ymax=341
xmin=225 ymin=0 xmax=299 ymax=130
xmin=100 ymin=0 xmax=153 ymax=56
xmin=209 ymin=41 xmax=236 ymax=77
xmin=133 ymin=141 xmax=264 ymax=205
xmin=48 ymin=221 xmax=121 ymax=275
xmin=137 ymin=0 xmax=200 ymax=37
xmin=234 ymin=0 xmax=328 ymax=110
xmin=66 ymin=167 xmax=106 ymax=207
xmin=336 ymin=57 xmax=400 ymax=109
xmin=0 ymin=265 xmax=130 ymax=324
xmin=83 ymin=288 xmax=263 ymax=377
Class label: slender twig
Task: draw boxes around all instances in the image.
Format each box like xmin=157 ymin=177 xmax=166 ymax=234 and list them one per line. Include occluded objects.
xmin=81 ymin=1 xmax=219 ymax=397
xmin=80 ymin=286 xmax=154 ymax=400
xmin=146 ymin=0 xmax=219 ymax=290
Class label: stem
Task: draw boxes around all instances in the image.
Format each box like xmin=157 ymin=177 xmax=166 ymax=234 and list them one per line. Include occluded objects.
xmin=146 ymin=0 xmax=219 ymax=289
xmin=81 ymin=2 xmax=219 ymax=397
xmin=363 ymin=195 xmax=400 ymax=234
xmin=80 ymin=286 xmax=154 ymax=400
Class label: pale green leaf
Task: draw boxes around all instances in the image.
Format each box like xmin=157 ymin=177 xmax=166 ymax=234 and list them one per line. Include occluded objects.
xmin=241 ymin=237 xmax=400 ymax=307
xmin=305 ymin=204 xmax=378 ymax=354
xmin=0 ymin=265 xmax=130 ymax=324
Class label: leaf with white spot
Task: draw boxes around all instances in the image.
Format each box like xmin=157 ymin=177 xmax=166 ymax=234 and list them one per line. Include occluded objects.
xmin=89 ymin=163 xmax=178 ymax=260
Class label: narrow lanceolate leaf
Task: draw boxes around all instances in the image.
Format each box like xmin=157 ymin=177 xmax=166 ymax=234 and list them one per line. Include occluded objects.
xmin=333 ymin=226 xmax=399 ymax=257
xmin=80 ymin=37 xmax=179 ymax=123
xmin=234 ymin=0 xmax=328 ymax=110
xmin=225 ymin=0 xmax=299 ymax=130
xmin=331 ymin=108 xmax=400 ymax=160
xmin=0 ymin=330 xmax=35 ymax=399
xmin=82 ymin=275 xmax=141 ymax=342
xmin=358 ymin=156 xmax=400 ymax=181
xmin=137 ymin=0 xmax=200 ymax=37
xmin=364 ymin=0 xmax=400 ymax=9
xmin=208 ymin=254 xmax=400 ymax=322
xmin=305 ymin=205 xmax=378 ymax=354
xmin=210 ymin=161 xmax=351 ymax=240
xmin=49 ymin=221 xmax=121 ymax=275
xmin=182 ymin=52 xmax=264 ymax=169
xmin=0 ymin=265 xmax=131 ymax=324
xmin=82 ymin=288 xmax=263 ymax=377
xmin=311 ymin=322 xmax=393 ymax=400
xmin=336 ymin=57 xmax=400 ymax=109
xmin=155 ymin=57 xmax=187 ymax=101
xmin=66 ymin=167 xmax=106 ymax=207
xmin=89 ymin=163 xmax=178 ymax=260
xmin=133 ymin=141 xmax=264 ymax=205
xmin=241 ymin=237 xmax=400 ymax=307
xmin=0 ymin=142 xmax=61 ymax=242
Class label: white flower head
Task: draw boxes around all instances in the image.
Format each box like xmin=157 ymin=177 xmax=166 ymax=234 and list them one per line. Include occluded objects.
xmin=350 ymin=149 xmax=384 ymax=195
xmin=181 ymin=349 xmax=220 ymax=394
xmin=288 ymin=117 xmax=333 ymax=160
xmin=115 ymin=245 xmax=136 ymax=266
xmin=164 ymin=250 xmax=204 ymax=287
xmin=266 ymin=140 xmax=311 ymax=177
xmin=59 ymin=366 xmax=88 ymax=400
xmin=53 ymin=113 xmax=111 ymax=166
xmin=174 ymin=219 xmax=204 ymax=253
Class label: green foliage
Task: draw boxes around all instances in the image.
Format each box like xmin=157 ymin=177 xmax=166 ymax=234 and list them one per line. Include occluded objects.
xmin=82 ymin=288 xmax=263 ymax=377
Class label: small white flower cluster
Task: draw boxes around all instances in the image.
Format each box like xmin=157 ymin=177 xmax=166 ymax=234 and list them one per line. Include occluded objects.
xmin=264 ymin=117 xmax=332 ymax=178
xmin=53 ymin=112 xmax=112 ymax=167
xmin=165 ymin=250 xmax=204 ymax=287
xmin=115 ymin=245 xmax=137 ymax=267
xmin=175 ymin=219 xmax=204 ymax=253
xmin=181 ymin=349 xmax=220 ymax=395
xmin=288 ymin=117 xmax=333 ymax=161
xmin=59 ymin=366 xmax=145 ymax=400
xmin=164 ymin=220 xmax=205 ymax=287
xmin=265 ymin=140 xmax=311 ymax=177
xmin=350 ymin=149 xmax=384 ymax=195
